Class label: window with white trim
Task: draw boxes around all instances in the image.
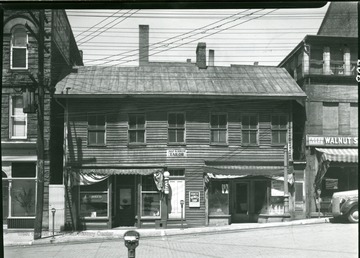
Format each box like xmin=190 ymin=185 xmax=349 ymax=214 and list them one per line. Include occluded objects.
xmin=271 ymin=115 xmax=288 ymax=145
xmin=11 ymin=26 xmax=28 ymax=69
xmin=242 ymin=114 xmax=258 ymax=145
xmin=168 ymin=113 xmax=185 ymax=144
xmin=88 ymin=114 xmax=106 ymax=146
xmin=210 ymin=113 xmax=227 ymax=144
xmin=141 ymin=175 xmax=160 ymax=217
xmin=128 ymin=114 xmax=145 ymax=144
xmin=10 ymin=96 xmax=27 ymax=139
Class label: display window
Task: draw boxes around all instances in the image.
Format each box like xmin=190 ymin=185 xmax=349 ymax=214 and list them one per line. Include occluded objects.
xmin=79 ymin=179 xmax=108 ymax=218
xmin=141 ymin=175 xmax=160 ymax=217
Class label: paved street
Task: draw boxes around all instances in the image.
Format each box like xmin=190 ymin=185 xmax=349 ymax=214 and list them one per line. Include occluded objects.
xmin=4 ymin=223 xmax=358 ymax=258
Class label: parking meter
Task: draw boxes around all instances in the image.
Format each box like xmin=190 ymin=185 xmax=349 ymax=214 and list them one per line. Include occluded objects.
xmin=124 ymin=230 xmax=140 ymax=258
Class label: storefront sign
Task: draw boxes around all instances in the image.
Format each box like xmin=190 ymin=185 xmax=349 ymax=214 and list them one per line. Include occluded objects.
xmin=189 ymin=191 xmax=200 ymax=207
xmin=306 ymin=135 xmax=358 ymax=147
xmin=167 ymin=149 xmax=187 ymax=157
xmin=271 ymin=180 xmax=284 ymax=196
xmin=81 ymin=193 xmax=107 ymax=203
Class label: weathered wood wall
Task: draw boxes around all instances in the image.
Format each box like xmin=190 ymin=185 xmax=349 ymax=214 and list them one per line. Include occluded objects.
xmin=66 ymin=98 xmax=293 ymax=226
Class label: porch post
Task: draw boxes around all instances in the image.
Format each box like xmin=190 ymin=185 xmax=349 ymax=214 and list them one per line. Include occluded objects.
xmin=284 ymin=146 xmax=290 ymax=215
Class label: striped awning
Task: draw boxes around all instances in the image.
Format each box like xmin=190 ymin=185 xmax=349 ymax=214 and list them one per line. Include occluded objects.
xmin=315 ymin=148 xmax=358 ymax=163
xmin=73 ymin=168 xmax=163 ymax=176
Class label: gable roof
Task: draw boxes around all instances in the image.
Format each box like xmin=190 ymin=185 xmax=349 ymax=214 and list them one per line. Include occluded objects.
xmin=55 ymin=63 xmax=306 ymax=99
xmin=317 ymin=2 xmax=358 ymax=37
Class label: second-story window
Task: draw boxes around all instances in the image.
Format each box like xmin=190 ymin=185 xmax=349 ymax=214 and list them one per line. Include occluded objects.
xmin=11 ymin=26 xmax=28 ymax=69
xmin=128 ymin=114 xmax=145 ymax=144
xmin=242 ymin=114 xmax=258 ymax=145
xmin=88 ymin=114 xmax=106 ymax=146
xmin=10 ymin=96 xmax=27 ymax=139
xmin=271 ymin=115 xmax=288 ymax=145
xmin=168 ymin=113 xmax=185 ymax=144
xmin=210 ymin=113 xmax=227 ymax=144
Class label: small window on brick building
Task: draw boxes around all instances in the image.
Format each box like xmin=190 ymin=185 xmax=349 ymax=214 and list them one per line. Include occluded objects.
xmin=11 ymin=26 xmax=28 ymax=69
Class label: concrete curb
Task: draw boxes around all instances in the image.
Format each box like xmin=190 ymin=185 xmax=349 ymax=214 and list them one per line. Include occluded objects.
xmin=4 ymin=218 xmax=330 ymax=247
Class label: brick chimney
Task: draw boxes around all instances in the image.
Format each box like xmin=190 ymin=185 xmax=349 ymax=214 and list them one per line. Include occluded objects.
xmin=208 ymin=49 xmax=214 ymax=66
xmin=196 ymin=42 xmax=206 ymax=69
xmin=139 ymin=25 xmax=149 ymax=66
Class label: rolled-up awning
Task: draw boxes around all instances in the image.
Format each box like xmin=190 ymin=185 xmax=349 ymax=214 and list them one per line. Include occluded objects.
xmin=73 ymin=168 xmax=163 ymax=175
xmin=204 ymin=165 xmax=284 ymax=177
xmin=314 ymin=148 xmax=358 ymax=190
xmin=315 ymin=148 xmax=358 ymax=163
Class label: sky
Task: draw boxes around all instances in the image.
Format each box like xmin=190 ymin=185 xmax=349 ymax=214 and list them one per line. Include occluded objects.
xmin=66 ymin=3 xmax=330 ymax=67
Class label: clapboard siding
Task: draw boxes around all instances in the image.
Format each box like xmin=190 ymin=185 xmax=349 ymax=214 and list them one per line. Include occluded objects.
xmin=67 ymin=98 xmax=292 ymax=166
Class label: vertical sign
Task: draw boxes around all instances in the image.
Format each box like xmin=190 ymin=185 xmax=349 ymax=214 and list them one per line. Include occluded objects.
xmin=189 ymin=191 xmax=200 ymax=208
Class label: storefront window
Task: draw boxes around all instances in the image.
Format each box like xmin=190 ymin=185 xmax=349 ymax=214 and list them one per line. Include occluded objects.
xmin=10 ymin=163 xmax=36 ymax=217
xmin=208 ymin=181 xmax=229 ymax=215
xmin=80 ymin=179 xmax=108 ymax=218
xmin=141 ymin=175 xmax=160 ymax=217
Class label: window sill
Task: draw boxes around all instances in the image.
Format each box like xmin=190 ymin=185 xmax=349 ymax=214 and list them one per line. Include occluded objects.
xmin=128 ymin=143 xmax=146 ymax=148
xmin=210 ymin=143 xmax=228 ymax=147
xmin=82 ymin=217 xmax=109 ymax=220
xmin=241 ymin=144 xmax=259 ymax=147
xmin=271 ymin=144 xmax=287 ymax=147
xmin=167 ymin=143 xmax=186 ymax=146
xmin=87 ymin=144 xmax=107 ymax=147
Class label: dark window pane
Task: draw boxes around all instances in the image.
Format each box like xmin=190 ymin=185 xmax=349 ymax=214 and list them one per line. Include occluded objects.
xmin=88 ymin=115 xmax=96 ymax=126
xmin=142 ymin=175 xmax=157 ymax=191
xmin=242 ymin=116 xmax=249 ymax=129
xmin=242 ymin=131 xmax=249 ymax=144
xmin=249 ymin=131 xmax=257 ymax=144
xmin=12 ymin=163 xmax=36 ymax=178
xmin=219 ymin=115 xmax=227 ymax=128
xmin=13 ymin=28 xmax=27 ymax=46
xmin=177 ymin=130 xmax=184 ymax=142
xmin=169 ymin=130 xmax=176 ymax=142
xmin=97 ymin=132 xmax=105 ymax=144
xmin=279 ymin=131 xmax=287 ymax=143
xmin=272 ymin=131 xmax=279 ymax=144
xmin=97 ymin=115 xmax=105 ymax=125
xmin=211 ymin=131 xmax=218 ymax=142
xmin=211 ymin=115 xmax=217 ymax=127
xmin=129 ymin=131 xmax=136 ymax=142
xmin=279 ymin=116 xmax=287 ymax=129
xmin=12 ymin=49 xmax=26 ymax=68
xmin=138 ymin=115 xmax=145 ymax=128
xmin=219 ymin=130 xmax=226 ymax=142
xmin=138 ymin=131 xmax=145 ymax=143
xmin=177 ymin=114 xmax=185 ymax=126
xmin=249 ymin=115 xmax=257 ymax=129
xmin=89 ymin=131 xmax=97 ymax=144
xmin=129 ymin=115 xmax=137 ymax=129
xmin=168 ymin=113 xmax=176 ymax=127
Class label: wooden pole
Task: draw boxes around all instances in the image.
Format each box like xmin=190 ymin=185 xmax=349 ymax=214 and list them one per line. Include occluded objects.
xmin=34 ymin=9 xmax=45 ymax=240
xmin=283 ymin=145 xmax=290 ymax=215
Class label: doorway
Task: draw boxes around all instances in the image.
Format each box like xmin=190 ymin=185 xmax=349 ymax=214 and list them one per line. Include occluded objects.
xmin=114 ymin=175 xmax=136 ymax=227
xmin=231 ymin=179 xmax=269 ymax=223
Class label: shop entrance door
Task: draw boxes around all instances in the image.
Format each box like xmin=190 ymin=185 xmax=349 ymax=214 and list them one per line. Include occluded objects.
xmin=232 ymin=181 xmax=250 ymax=222
xmin=116 ymin=175 xmax=136 ymax=227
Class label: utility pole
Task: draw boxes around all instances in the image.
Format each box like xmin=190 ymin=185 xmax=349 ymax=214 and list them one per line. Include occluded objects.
xmin=26 ymin=9 xmax=47 ymax=240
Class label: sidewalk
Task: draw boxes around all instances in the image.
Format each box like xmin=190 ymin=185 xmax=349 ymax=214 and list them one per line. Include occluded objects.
xmin=3 ymin=217 xmax=330 ymax=247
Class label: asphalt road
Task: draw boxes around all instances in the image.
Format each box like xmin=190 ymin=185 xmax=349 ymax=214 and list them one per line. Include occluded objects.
xmin=4 ymin=223 xmax=358 ymax=258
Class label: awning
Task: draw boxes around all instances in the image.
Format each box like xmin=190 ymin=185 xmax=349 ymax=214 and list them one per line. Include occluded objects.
xmin=315 ymin=148 xmax=358 ymax=163
xmin=70 ymin=168 xmax=164 ymax=186
xmin=314 ymin=148 xmax=358 ymax=190
xmin=204 ymin=165 xmax=284 ymax=177
xmin=73 ymin=168 xmax=163 ymax=176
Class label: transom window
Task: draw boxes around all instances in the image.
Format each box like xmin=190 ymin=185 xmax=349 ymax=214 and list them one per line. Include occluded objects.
xmin=168 ymin=113 xmax=185 ymax=144
xmin=210 ymin=113 xmax=227 ymax=144
xmin=10 ymin=96 xmax=27 ymax=139
xmin=271 ymin=115 xmax=288 ymax=145
xmin=88 ymin=114 xmax=106 ymax=146
xmin=242 ymin=114 xmax=258 ymax=145
xmin=11 ymin=26 xmax=28 ymax=69
xmin=128 ymin=114 xmax=145 ymax=144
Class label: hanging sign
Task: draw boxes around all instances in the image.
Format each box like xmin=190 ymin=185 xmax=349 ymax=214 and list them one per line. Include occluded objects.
xmin=167 ymin=149 xmax=187 ymax=157
xmin=189 ymin=191 xmax=200 ymax=207
xmin=306 ymin=135 xmax=358 ymax=147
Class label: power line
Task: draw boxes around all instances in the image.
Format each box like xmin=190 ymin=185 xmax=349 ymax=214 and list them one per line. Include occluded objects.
xmin=74 ymin=9 xmax=123 ymax=40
